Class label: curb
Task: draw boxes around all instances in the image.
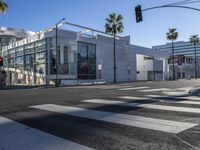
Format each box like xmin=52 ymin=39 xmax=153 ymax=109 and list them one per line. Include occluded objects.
xmin=162 ymin=87 xmax=200 ymax=97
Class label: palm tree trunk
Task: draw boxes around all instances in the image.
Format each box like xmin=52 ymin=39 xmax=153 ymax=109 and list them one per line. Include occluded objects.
xmin=113 ymin=34 xmax=116 ymax=83
xmin=194 ymin=45 xmax=197 ymax=79
xmin=172 ymin=40 xmax=175 ymax=80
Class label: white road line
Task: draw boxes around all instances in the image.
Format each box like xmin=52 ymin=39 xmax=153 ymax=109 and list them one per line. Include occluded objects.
xmin=118 ymin=87 xmax=150 ymax=91
xmin=178 ymin=101 xmax=200 ymax=105
xmin=119 ymin=96 xmax=200 ymax=105
xmin=184 ymin=96 xmax=200 ymax=101
xmin=138 ymin=88 xmax=170 ymax=92
xmin=146 ymin=95 xmax=168 ymax=98
xmin=31 ymin=104 xmax=197 ymax=134
xmin=83 ymin=99 xmax=200 ymax=114
xmin=0 ymin=116 xmax=93 ymax=150
xmin=118 ymin=96 xmax=150 ymax=100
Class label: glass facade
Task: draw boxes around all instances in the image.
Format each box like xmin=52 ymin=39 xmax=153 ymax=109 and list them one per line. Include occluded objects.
xmin=49 ymin=37 xmax=77 ymax=75
xmin=153 ymin=41 xmax=200 ymax=58
xmin=77 ymin=42 xmax=96 ymax=79
xmin=2 ymin=31 xmax=97 ymax=81
xmin=3 ymin=38 xmax=47 ymax=75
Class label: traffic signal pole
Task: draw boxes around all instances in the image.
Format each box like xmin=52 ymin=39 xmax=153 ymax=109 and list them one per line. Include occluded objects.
xmin=135 ymin=4 xmax=200 ymax=23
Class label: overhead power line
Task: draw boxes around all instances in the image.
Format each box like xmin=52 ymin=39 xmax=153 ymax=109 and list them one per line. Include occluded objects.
xmin=175 ymin=0 xmax=200 ymax=5
xmin=166 ymin=0 xmax=200 ymax=6
xmin=166 ymin=0 xmax=192 ymax=6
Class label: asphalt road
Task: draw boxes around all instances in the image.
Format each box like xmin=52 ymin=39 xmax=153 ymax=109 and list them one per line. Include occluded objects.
xmin=0 ymin=79 xmax=200 ymax=150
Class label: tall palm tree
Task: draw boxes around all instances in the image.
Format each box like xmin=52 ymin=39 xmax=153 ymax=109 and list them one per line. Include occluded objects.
xmin=189 ymin=34 xmax=199 ymax=79
xmin=166 ymin=28 xmax=178 ymax=80
xmin=105 ymin=13 xmax=124 ymax=83
xmin=0 ymin=0 xmax=8 ymax=13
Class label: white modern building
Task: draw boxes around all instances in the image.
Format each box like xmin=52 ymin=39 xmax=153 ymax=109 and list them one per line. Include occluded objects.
xmin=1 ymin=25 xmax=168 ymax=85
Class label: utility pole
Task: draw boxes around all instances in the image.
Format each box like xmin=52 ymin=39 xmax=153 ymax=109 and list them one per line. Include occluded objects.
xmin=55 ymin=18 xmax=65 ymax=87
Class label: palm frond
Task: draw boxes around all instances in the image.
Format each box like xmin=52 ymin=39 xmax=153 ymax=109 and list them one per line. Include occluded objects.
xmin=189 ymin=34 xmax=200 ymax=45
xmin=105 ymin=13 xmax=124 ymax=35
xmin=116 ymin=15 xmax=123 ymax=22
xmin=166 ymin=28 xmax=178 ymax=41
xmin=0 ymin=0 xmax=8 ymax=13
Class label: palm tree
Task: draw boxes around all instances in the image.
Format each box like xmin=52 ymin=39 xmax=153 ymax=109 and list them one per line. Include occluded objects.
xmin=189 ymin=34 xmax=199 ymax=79
xmin=166 ymin=28 xmax=178 ymax=80
xmin=105 ymin=13 xmax=124 ymax=83
xmin=0 ymin=0 xmax=8 ymax=13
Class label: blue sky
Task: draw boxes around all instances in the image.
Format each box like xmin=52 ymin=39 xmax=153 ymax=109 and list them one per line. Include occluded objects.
xmin=1 ymin=0 xmax=200 ymax=48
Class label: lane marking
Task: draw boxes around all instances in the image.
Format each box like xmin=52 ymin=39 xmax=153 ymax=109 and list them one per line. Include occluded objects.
xmin=119 ymin=96 xmax=200 ymax=105
xmin=83 ymin=99 xmax=200 ymax=114
xmin=184 ymin=96 xmax=200 ymax=101
xmin=31 ymin=104 xmax=197 ymax=134
xmin=0 ymin=116 xmax=93 ymax=150
xmin=138 ymin=88 xmax=170 ymax=92
xmin=118 ymin=87 xmax=150 ymax=91
xmin=118 ymin=96 xmax=150 ymax=100
xmin=146 ymin=95 xmax=168 ymax=98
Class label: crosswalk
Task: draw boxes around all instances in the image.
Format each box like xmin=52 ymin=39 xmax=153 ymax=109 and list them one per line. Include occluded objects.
xmin=30 ymin=104 xmax=197 ymax=134
xmin=1 ymin=93 xmax=200 ymax=149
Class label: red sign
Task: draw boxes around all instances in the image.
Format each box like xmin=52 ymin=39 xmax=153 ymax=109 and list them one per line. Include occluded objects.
xmin=177 ymin=55 xmax=185 ymax=65
xmin=0 ymin=57 xmax=3 ymax=66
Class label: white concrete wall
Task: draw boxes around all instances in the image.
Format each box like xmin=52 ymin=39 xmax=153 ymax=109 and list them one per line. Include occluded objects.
xmin=136 ymin=54 xmax=165 ymax=81
xmin=136 ymin=54 xmax=153 ymax=80
xmin=96 ymin=35 xmax=136 ymax=83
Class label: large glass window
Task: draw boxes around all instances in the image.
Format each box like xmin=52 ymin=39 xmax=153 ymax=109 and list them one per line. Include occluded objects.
xmin=36 ymin=63 xmax=45 ymax=74
xmin=36 ymin=52 xmax=45 ymax=64
xmin=35 ymin=52 xmax=45 ymax=74
xmin=49 ymin=37 xmax=77 ymax=75
xmin=25 ymin=54 xmax=34 ymax=72
xmin=15 ymin=56 xmax=24 ymax=70
xmin=77 ymin=42 xmax=96 ymax=79
xmin=8 ymin=58 xmax=15 ymax=68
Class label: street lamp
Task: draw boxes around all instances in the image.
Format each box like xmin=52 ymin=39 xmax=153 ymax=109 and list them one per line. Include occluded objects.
xmin=55 ymin=18 xmax=66 ymax=87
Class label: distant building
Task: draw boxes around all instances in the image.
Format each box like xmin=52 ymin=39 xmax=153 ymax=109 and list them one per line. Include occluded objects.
xmin=153 ymin=41 xmax=199 ymax=79
xmin=0 ymin=27 xmax=35 ymax=56
xmin=1 ymin=27 xmax=168 ymax=85
xmin=152 ymin=41 xmax=200 ymax=58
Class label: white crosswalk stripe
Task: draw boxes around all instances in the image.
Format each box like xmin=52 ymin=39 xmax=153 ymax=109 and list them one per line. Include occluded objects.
xmin=138 ymin=88 xmax=170 ymax=92
xmin=30 ymin=104 xmax=197 ymax=134
xmin=183 ymin=96 xmax=200 ymax=101
xmin=118 ymin=96 xmax=150 ymax=100
xmin=82 ymin=99 xmax=200 ymax=114
xmin=119 ymin=96 xmax=200 ymax=105
xmin=118 ymin=87 xmax=150 ymax=91
xmin=0 ymin=116 xmax=93 ymax=150
xmin=146 ymin=95 xmax=168 ymax=98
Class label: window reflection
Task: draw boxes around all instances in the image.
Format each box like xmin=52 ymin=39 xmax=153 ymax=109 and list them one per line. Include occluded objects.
xmin=77 ymin=42 xmax=96 ymax=79
xmin=50 ymin=38 xmax=77 ymax=75
xmin=25 ymin=54 xmax=34 ymax=72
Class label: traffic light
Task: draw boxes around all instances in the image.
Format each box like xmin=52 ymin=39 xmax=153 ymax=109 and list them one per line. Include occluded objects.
xmin=135 ymin=5 xmax=143 ymax=23
xmin=0 ymin=57 xmax=3 ymax=66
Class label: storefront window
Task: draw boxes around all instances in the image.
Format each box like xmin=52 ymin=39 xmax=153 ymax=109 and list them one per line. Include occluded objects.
xmin=77 ymin=42 xmax=96 ymax=79
xmin=36 ymin=63 xmax=45 ymax=74
xmin=15 ymin=56 xmax=23 ymax=68
xmin=49 ymin=37 xmax=77 ymax=75
xmin=25 ymin=54 xmax=34 ymax=72
xmin=36 ymin=52 xmax=45 ymax=64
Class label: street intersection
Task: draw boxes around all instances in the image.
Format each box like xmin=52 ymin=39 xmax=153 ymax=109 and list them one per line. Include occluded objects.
xmin=0 ymin=80 xmax=200 ymax=150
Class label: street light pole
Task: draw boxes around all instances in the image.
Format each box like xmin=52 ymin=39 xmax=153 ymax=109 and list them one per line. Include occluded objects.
xmin=55 ymin=18 xmax=65 ymax=87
